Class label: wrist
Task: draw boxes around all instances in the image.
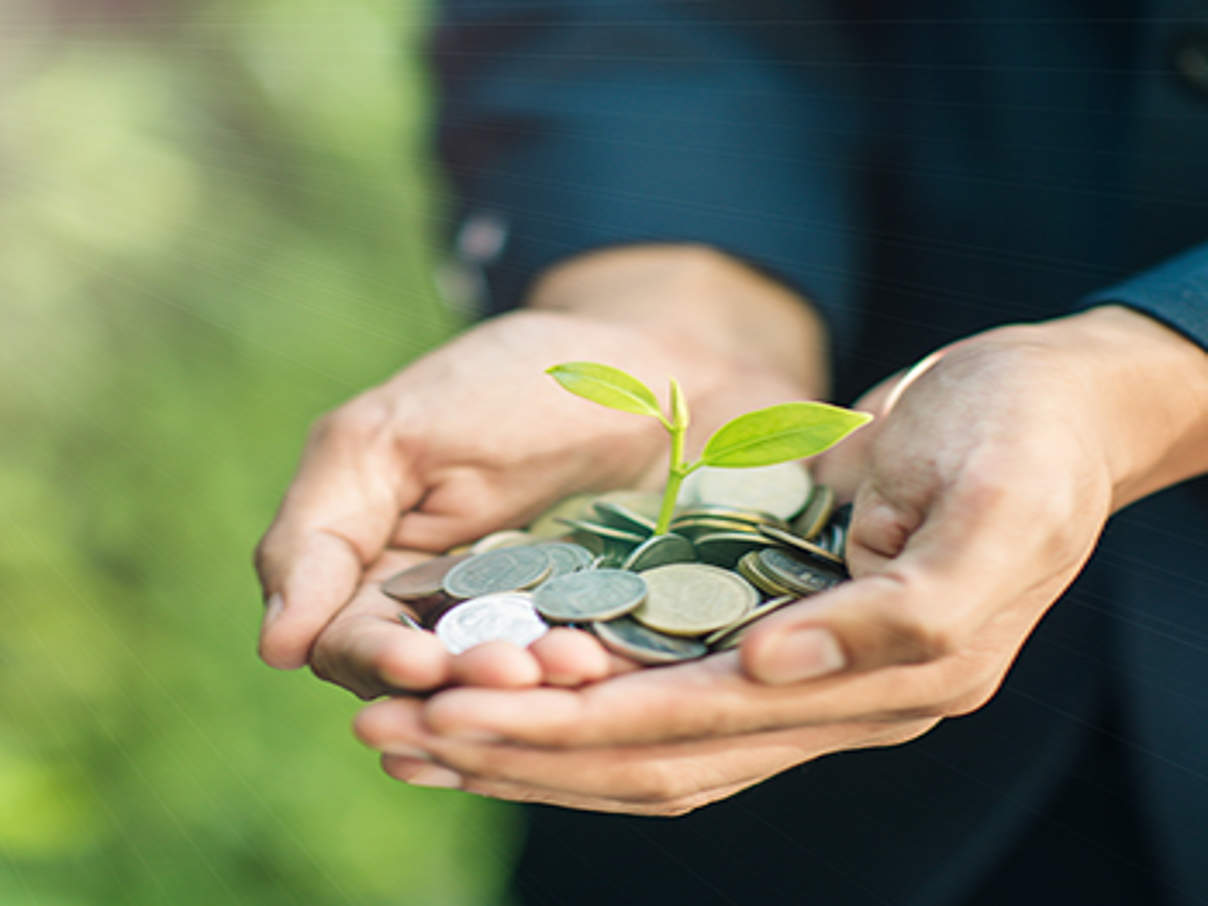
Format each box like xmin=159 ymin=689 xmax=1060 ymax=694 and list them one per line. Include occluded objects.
xmin=1049 ymin=305 xmax=1208 ymax=510
xmin=525 ymin=244 xmax=830 ymax=398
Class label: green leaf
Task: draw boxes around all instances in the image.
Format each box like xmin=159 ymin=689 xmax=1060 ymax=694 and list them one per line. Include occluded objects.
xmin=700 ymin=401 xmax=872 ymax=468
xmin=546 ymin=362 xmax=665 ymax=419
xmin=669 ymin=378 xmax=689 ymax=431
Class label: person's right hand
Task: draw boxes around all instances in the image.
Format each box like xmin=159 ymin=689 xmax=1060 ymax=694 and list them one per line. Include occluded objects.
xmin=253 ymin=246 xmax=829 ymax=698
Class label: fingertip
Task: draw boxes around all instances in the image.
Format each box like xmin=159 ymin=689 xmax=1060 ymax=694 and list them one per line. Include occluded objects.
xmin=258 ymin=610 xmax=312 ymax=670
xmin=741 ymin=622 xmax=847 ymax=685
xmin=353 ymin=699 xmax=396 ymax=748
xmin=451 ymin=640 xmax=542 ymax=689
xmin=529 ymin=628 xmax=611 ymax=686
xmin=371 ymin=630 xmax=452 ymax=691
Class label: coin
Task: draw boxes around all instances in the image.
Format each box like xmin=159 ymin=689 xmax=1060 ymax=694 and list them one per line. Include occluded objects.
xmin=758 ymin=547 xmax=844 ymax=596
xmin=442 ymin=546 xmax=553 ymax=600
xmin=632 ymin=563 xmax=758 ymax=636
xmin=594 ymin=489 xmax=664 ymax=521
xmin=668 ymin=516 xmax=769 ymax=541
xmin=678 ymin=461 xmax=813 ymax=520
xmin=397 ymin=609 xmax=426 ymax=632
xmin=736 ymin=550 xmax=798 ymax=597
xmin=757 ymin=524 xmax=846 ymax=568
xmin=381 ymin=553 xmax=473 ymax=601
xmin=818 ymin=520 xmax=847 ymax=558
xmin=704 ymin=595 xmax=797 ymax=647
xmin=527 ymin=492 xmax=600 ymax=539
xmin=533 ymin=569 xmax=648 ymax=622
xmin=621 ymin=533 xmax=697 ymax=571
xmin=791 ymin=484 xmax=835 ymax=540
xmin=591 ymin=616 xmax=708 ymax=665
xmin=556 ymin=517 xmax=648 ymax=545
xmin=692 ymin=531 xmax=777 ymax=569
xmin=672 ymin=505 xmax=787 ymax=528
xmin=535 ymin=541 xmax=595 ymax=577
xmin=471 ymin=529 xmax=537 ymax=555
xmin=592 ymin=500 xmax=658 ymax=535
xmin=434 ymin=592 xmax=549 ymax=654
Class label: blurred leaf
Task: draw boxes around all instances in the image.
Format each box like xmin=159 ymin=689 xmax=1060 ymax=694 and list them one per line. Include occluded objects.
xmin=547 ymin=361 xmax=664 ymax=419
xmin=701 ymin=402 xmax=871 ymax=468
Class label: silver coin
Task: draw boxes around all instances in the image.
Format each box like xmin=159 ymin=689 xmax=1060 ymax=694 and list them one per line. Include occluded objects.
xmin=442 ymin=546 xmax=552 ymax=600
xmin=471 ymin=529 xmax=537 ymax=555
xmin=757 ymin=524 xmax=846 ymax=568
xmin=678 ymin=461 xmax=813 ymax=520
xmin=397 ymin=609 xmax=426 ymax=632
xmin=621 ymin=533 xmax=697 ymax=571
xmin=591 ymin=616 xmax=707 ymax=665
xmin=533 ymin=569 xmax=648 ymax=622
xmin=736 ymin=550 xmax=797 ymax=597
xmin=632 ymin=563 xmax=758 ymax=636
xmin=535 ymin=541 xmax=595 ymax=577
xmin=593 ymin=500 xmax=658 ymax=535
xmin=556 ymin=517 xmax=648 ymax=545
xmin=758 ymin=547 xmax=844 ymax=596
xmin=434 ymin=592 xmax=549 ymax=654
xmin=692 ymin=531 xmax=776 ymax=569
xmin=382 ymin=553 xmax=473 ymax=601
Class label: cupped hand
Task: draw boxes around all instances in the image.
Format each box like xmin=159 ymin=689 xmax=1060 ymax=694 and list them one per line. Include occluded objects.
xmin=254 ymin=246 xmax=828 ymax=695
xmin=353 ymin=306 xmax=1208 ymax=812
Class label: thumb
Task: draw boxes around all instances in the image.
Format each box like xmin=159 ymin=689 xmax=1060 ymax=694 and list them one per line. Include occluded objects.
xmin=741 ymin=478 xmax=999 ymax=685
xmin=255 ymin=405 xmax=418 ymax=669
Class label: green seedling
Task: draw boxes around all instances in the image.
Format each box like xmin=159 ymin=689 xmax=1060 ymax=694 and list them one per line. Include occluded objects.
xmin=546 ymin=362 xmax=873 ymax=535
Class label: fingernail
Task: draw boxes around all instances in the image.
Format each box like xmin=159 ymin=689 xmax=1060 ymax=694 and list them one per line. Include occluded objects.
xmin=382 ymin=744 xmax=432 ymax=761
xmin=407 ymin=766 xmax=463 ymax=789
xmin=757 ymin=627 xmax=846 ymax=684
xmin=263 ymin=592 xmax=284 ymax=626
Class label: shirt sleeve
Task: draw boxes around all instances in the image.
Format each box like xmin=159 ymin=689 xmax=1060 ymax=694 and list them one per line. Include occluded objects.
xmin=1081 ymin=243 xmax=1208 ymax=352
xmin=430 ymin=0 xmax=867 ymax=352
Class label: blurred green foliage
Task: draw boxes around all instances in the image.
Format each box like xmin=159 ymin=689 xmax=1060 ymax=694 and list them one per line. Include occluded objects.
xmin=0 ymin=1 xmax=520 ymax=903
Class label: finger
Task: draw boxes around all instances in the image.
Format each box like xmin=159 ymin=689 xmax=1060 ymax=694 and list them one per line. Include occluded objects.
xmin=365 ymin=701 xmax=934 ymax=809
xmin=449 ymin=640 xmax=542 ymax=689
xmin=309 ymin=551 xmax=453 ymax=697
xmin=527 ymin=628 xmax=639 ymax=686
xmin=415 ymin=650 xmax=956 ymax=747
xmin=256 ymin=402 xmax=420 ymax=669
xmin=743 ymin=457 xmax=1068 ymax=685
xmin=380 ymin=754 xmax=760 ymax=816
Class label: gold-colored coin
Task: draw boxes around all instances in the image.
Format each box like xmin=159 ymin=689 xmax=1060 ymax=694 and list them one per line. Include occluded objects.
xmin=791 ymin=484 xmax=835 ymax=540
xmin=631 ymin=563 xmax=757 ymax=636
xmin=705 ymin=595 xmax=798 ymax=648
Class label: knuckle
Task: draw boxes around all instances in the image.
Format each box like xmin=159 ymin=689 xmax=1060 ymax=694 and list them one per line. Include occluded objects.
xmin=312 ymin=396 xmax=393 ymax=446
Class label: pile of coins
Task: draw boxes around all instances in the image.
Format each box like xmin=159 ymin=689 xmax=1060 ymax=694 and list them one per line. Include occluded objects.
xmin=380 ymin=461 xmax=850 ymax=666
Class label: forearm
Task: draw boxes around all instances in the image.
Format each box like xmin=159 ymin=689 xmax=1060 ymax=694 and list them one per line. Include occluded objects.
xmin=526 ymin=244 xmax=831 ymax=398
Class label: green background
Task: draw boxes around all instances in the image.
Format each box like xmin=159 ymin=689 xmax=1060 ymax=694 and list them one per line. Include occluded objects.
xmin=0 ymin=1 xmax=520 ymax=902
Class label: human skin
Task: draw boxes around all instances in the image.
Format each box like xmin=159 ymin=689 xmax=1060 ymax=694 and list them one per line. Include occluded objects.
xmin=352 ymin=304 xmax=1208 ymax=814
xmin=254 ymin=245 xmax=828 ymax=698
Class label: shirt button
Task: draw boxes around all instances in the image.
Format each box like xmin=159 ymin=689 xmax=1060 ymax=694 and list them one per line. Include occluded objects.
xmin=1173 ymin=31 xmax=1208 ymax=98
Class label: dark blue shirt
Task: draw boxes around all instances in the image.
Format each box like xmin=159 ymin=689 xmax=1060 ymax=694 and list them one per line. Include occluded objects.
xmin=432 ymin=4 xmax=1208 ymax=904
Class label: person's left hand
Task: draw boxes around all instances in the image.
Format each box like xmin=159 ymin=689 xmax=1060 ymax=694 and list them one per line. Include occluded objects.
xmin=352 ymin=306 xmax=1208 ymax=814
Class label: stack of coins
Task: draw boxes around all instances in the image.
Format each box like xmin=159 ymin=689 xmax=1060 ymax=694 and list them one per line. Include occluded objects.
xmin=380 ymin=461 xmax=851 ymax=666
